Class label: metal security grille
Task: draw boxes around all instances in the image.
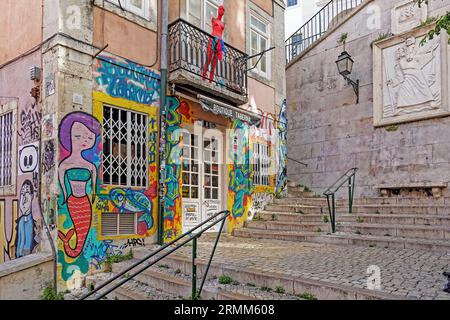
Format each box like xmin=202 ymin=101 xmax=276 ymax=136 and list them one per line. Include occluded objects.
xmin=101 ymin=212 xmax=138 ymax=236
xmin=0 ymin=112 xmax=13 ymax=187
xmin=253 ymin=142 xmax=270 ymax=186
xmin=103 ymin=105 xmax=148 ymax=187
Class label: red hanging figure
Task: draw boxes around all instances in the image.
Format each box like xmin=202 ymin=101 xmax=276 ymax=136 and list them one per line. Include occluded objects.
xmin=202 ymin=5 xmax=225 ymax=83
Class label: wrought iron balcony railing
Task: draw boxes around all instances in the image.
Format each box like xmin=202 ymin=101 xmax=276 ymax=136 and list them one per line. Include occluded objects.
xmin=285 ymin=0 xmax=364 ymax=64
xmin=168 ymin=19 xmax=248 ymax=97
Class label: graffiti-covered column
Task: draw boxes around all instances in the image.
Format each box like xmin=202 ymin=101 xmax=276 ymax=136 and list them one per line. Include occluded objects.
xmin=227 ymin=119 xmax=254 ymax=232
xmin=276 ymin=100 xmax=288 ymax=197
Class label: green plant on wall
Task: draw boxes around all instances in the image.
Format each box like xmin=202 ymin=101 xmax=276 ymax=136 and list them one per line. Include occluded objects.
xmin=103 ymin=249 xmax=134 ymax=272
xmin=415 ymin=0 xmax=450 ymax=45
xmin=385 ymin=124 xmax=400 ymax=132
xmin=370 ymin=33 xmax=391 ymax=47
xmin=338 ymin=33 xmax=348 ymax=45
xmin=419 ymin=16 xmax=438 ymax=27
xmin=41 ymin=284 xmax=64 ymax=300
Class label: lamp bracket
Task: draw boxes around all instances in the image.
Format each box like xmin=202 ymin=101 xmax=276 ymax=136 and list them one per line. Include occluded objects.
xmin=343 ymin=75 xmax=359 ymax=104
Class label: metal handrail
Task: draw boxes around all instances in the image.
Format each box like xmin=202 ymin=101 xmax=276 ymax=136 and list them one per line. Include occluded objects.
xmin=285 ymin=0 xmax=364 ymax=63
xmin=80 ymin=210 xmax=231 ymax=300
xmin=288 ymin=156 xmax=308 ymax=167
xmin=323 ymin=168 xmax=358 ymax=233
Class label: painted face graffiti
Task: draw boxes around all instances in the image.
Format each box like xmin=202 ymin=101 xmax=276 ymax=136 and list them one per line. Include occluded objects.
xmin=19 ymin=144 xmax=39 ymax=174
xmin=58 ymin=112 xmax=101 ymax=259
xmin=15 ymin=180 xmax=37 ymax=258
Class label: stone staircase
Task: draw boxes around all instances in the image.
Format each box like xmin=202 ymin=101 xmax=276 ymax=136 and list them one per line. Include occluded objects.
xmin=233 ymin=186 xmax=450 ymax=252
xmin=68 ymin=244 xmax=401 ymax=301
xmin=78 ymin=248 xmax=304 ymax=301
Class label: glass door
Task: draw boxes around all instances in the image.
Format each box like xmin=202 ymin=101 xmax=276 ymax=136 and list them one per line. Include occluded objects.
xmin=202 ymin=133 xmax=222 ymax=232
xmin=181 ymin=123 xmax=223 ymax=233
xmin=181 ymin=131 xmax=201 ymax=231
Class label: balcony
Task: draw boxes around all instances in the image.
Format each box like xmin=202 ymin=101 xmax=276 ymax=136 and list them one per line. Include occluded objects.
xmin=168 ymin=19 xmax=248 ymax=105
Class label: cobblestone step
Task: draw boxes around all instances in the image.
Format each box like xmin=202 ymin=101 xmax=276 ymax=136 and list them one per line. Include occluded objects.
xmin=108 ymin=258 xmax=298 ymax=300
xmin=287 ymin=191 xmax=317 ymax=198
xmin=132 ymin=248 xmax=399 ymax=300
xmin=234 ymin=228 xmax=450 ymax=252
xmin=265 ymin=204 xmax=450 ymax=215
xmin=246 ymin=220 xmax=329 ymax=233
xmin=247 ymin=220 xmax=450 ymax=241
xmin=258 ymin=211 xmax=450 ymax=226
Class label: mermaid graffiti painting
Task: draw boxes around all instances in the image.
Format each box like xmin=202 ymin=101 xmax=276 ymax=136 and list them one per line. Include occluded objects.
xmin=58 ymin=112 xmax=101 ymax=259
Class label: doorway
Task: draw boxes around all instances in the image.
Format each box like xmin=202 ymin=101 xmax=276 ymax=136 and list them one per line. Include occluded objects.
xmin=181 ymin=121 xmax=224 ymax=233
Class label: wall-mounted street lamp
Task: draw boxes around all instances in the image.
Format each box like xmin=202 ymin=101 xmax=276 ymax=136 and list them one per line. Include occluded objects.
xmin=336 ymin=51 xmax=359 ymax=104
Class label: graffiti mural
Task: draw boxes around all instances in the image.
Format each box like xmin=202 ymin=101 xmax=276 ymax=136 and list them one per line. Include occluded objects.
xmin=227 ymin=119 xmax=254 ymax=232
xmin=109 ymin=188 xmax=153 ymax=235
xmin=163 ymin=97 xmax=183 ymax=242
xmin=94 ymin=53 xmax=161 ymax=106
xmin=1 ymin=98 xmax=42 ymax=263
xmin=43 ymin=140 xmax=56 ymax=174
xmin=19 ymin=102 xmax=41 ymax=145
xmin=0 ymin=200 xmax=18 ymax=263
xmin=57 ymin=111 xmax=101 ymax=282
xmin=276 ymin=100 xmax=288 ymax=196
xmin=248 ymin=192 xmax=273 ymax=221
xmin=15 ymin=180 xmax=38 ymax=258
xmin=58 ymin=112 xmax=100 ymax=259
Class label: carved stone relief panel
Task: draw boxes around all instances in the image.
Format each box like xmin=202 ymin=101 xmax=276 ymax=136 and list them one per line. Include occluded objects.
xmin=392 ymin=0 xmax=428 ymax=35
xmin=373 ymin=25 xmax=449 ymax=126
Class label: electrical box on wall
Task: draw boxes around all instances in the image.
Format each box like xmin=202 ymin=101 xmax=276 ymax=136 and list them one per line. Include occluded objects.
xmin=30 ymin=66 xmax=41 ymax=81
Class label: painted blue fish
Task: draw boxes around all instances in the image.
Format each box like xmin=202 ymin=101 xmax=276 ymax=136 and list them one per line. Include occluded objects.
xmin=110 ymin=188 xmax=153 ymax=229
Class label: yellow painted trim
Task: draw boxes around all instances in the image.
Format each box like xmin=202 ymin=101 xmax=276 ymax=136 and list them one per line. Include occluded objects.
xmin=93 ymin=90 xmax=159 ymax=241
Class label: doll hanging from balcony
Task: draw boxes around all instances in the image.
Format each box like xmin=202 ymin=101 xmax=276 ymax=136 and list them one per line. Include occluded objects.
xmin=202 ymin=5 xmax=226 ymax=83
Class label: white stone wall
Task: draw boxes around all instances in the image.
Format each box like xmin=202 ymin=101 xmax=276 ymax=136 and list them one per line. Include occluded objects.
xmin=286 ymin=0 xmax=450 ymax=197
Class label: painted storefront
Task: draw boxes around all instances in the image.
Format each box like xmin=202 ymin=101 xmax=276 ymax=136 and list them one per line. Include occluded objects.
xmin=57 ymin=53 xmax=160 ymax=288
xmin=0 ymin=53 xmax=287 ymax=289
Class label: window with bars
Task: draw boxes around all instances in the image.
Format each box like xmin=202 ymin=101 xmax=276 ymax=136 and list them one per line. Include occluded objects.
xmin=101 ymin=212 xmax=138 ymax=237
xmin=0 ymin=111 xmax=14 ymax=188
xmin=253 ymin=142 xmax=270 ymax=186
xmin=102 ymin=105 xmax=148 ymax=187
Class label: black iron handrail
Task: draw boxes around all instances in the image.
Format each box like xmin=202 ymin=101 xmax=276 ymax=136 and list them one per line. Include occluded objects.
xmin=285 ymin=0 xmax=364 ymax=63
xmin=288 ymin=156 xmax=308 ymax=167
xmin=80 ymin=210 xmax=231 ymax=300
xmin=323 ymin=168 xmax=358 ymax=233
xmin=168 ymin=18 xmax=248 ymax=96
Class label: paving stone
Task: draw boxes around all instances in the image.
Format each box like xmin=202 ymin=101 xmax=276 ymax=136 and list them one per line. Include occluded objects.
xmin=169 ymin=234 xmax=450 ymax=300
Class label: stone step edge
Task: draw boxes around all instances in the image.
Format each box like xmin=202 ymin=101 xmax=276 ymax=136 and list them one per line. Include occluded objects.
xmin=258 ymin=211 xmax=450 ymax=219
xmin=132 ymin=250 xmax=404 ymax=301
xmin=110 ymin=259 xmax=263 ymax=300
xmin=267 ymin=204 xmax=450 ymax=210
xmin=248 ymin=220 xmax=450 ymax=231
xmin=234 ymin=228 xmax=450 ymax=247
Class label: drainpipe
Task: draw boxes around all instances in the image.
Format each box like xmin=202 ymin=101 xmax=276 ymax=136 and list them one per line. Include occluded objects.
xmin=157 ymin=0 xmax=169 ymax=245
xmin=38 ymin=0 xmax=58 ymax=293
